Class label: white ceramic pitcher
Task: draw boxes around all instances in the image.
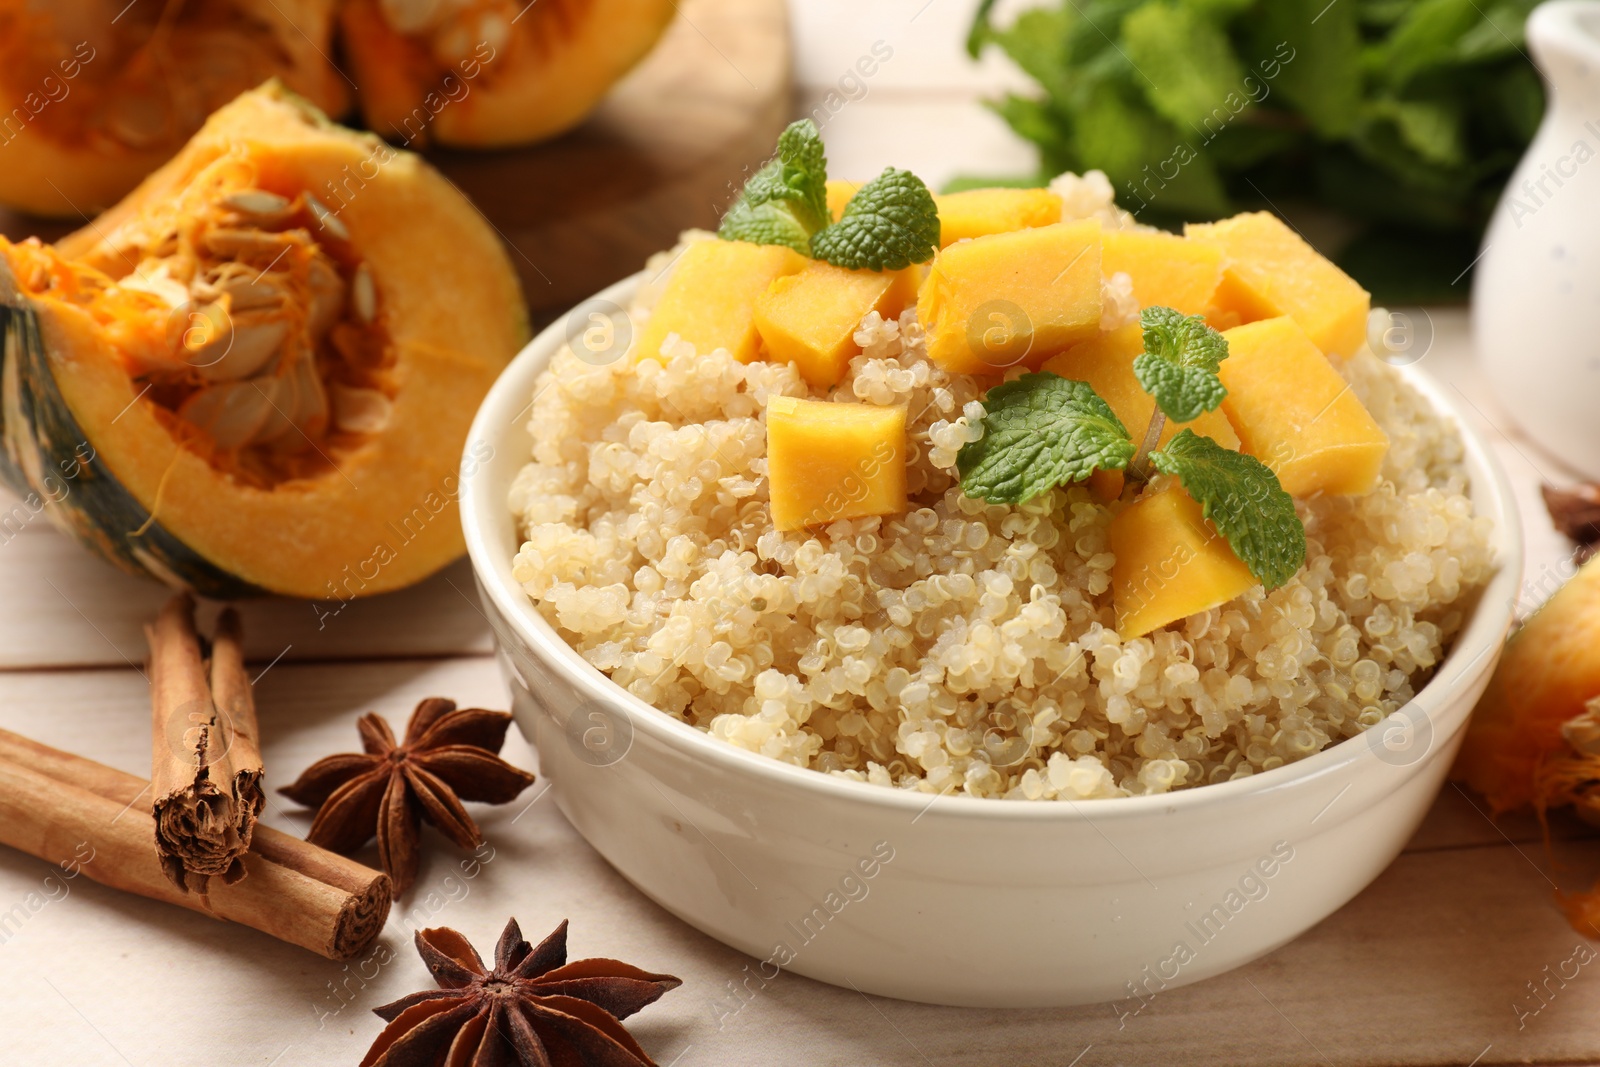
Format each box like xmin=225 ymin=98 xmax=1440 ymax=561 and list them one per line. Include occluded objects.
xmin=1476 ymin=0 xmax=1600 ymax=478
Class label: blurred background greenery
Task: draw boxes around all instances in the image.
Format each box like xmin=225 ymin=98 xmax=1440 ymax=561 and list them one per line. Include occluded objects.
xmin=963 ymin=0 xmax=1544 ymax=302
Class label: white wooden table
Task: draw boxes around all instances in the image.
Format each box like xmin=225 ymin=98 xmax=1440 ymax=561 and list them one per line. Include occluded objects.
xmin=3 ymin=4 xmax=1597 ymax=1065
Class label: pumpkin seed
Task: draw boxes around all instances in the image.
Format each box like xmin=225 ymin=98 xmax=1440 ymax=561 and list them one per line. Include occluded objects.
xmin=331 ymin=384 xmax=392 ymax=434
xmin=120 ymin=262 xmax=191 ymax=309
xmin=307 ymin=255 xmax=346 ymax=337
xmin=302 ymin=195 xmax=350 ymax=242
xmin=251 ymin=375 xmax=299 ymax=444
xmin=221 ymin=189 xmax=291 ymax=216
xmin=212 ymin=276 xmax=287 ymax=311
xmin=194 ymin=313 xmax=290 ymax=382
xmin=203 ymin=228 xmax=294 ymax=258
xmin=277 ymin=347 xmax=329 ymax=436
xmin=167 ymin=300 xmax=232 ymax=359
xmin=351 ymin=263 xmax=376 ymax=324
xmin=179 ymin=378 xmax=276 ymax=450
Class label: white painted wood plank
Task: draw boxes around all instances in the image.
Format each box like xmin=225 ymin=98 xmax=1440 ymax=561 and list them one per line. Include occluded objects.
xmin=2 ymin=659 xmax=1599 ymax=1066
xmin=801 ymin=94 xmax=1039 ymax=193
xmin=0 ymin=526 xmax=492 ymax=669
xmin=787 ymin=0 xmax=1034 ymax=94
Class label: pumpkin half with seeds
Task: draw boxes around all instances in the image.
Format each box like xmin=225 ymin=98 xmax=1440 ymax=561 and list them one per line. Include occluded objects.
xmin=338 ymin=0 xmax=676 ymax=147
xmin=0 ymin=82 xmax=527 ymax=598
xmin=0 ymin=0 xmax=349 ymax=218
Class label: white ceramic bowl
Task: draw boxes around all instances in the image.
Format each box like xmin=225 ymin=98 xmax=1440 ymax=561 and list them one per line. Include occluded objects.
xmin=461 ymin=273 xmax=1523 ymax=1008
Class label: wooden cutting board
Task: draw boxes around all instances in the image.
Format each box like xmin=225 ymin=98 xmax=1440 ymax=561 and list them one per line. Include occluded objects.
xmin=0 ymin=0 xmax=791 ymax=326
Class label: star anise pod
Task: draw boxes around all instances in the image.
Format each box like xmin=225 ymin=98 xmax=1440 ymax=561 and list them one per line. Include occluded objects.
xmin=279 ymin=697 xmax=535 ymax=894
xmin=360 ymin=918 xmax=681 ymax=1067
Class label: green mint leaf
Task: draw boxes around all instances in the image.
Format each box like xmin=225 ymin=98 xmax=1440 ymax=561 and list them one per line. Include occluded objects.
xmin=966 ymin=0 xmax=1000 ymax=58
xmin=1122 ymin=3 xmax=1247 ymax=130
xmin=1248 ymin=0 xmax=1362 ymax=137
xmin=1132 ymin=355 xmax=1227 ymax=423
xmin=1133 ymin=306 xmax=1229 ymax=422
xmin=717 ymin=182 xmax=813 ymax=255
xmin=1149 ymin=429 xmax=1306 ymax=590
xmin=772 ymin=118 xmax=830 ymax=233
xmin=810 ymin=167 xmax=941 ymax=271
xmin=718 ymin=119 xmax=830 ymax=252
xmin=1140 ymin=305 xmax=1228 ymax=373
xmin=958 ymin=372 xmax=1134 ymax=505
xmin=1071 ymin=83 xmax=1231 ymax=219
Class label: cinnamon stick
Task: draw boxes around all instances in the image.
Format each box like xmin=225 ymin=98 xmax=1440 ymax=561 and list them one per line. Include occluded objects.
xmin=0 ymin=727 xmax=389 ymax=960
xmin=146 ymin=595 xmax=263 ymax=891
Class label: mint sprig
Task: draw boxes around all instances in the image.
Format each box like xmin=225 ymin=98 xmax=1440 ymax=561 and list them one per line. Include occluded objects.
xmin=810 ymin=168 xmax=941 ymax=271
xmin=957 ymin=306 xmax=1307 ymax=593
xmin=1148 ymin=430 xmax=1306 ymax=590
xmin=718 ymin=119 xmax=831 ymax=255
xmin=718 ymin=120 xmax=940 ymax=271
xmin=956 ymin=373 xmax=1134 ymax=504
xmin=1130 ymin=306 xmax=1228 ymax=423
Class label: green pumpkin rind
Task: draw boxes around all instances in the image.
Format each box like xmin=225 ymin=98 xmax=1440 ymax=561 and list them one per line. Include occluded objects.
xmin=0 ymin=302 xmax=266 ymax=598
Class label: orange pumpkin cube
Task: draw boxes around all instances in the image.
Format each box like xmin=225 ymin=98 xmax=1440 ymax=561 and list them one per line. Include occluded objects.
xmin=917 ymin=221 xmax=1103 ymax=375
xmin=766 ymin=398 xmax=907 ymax=530
xmin=1219 ymin=317 xmax=1389 ymax=497
xmin=1186 ymin=212 xmax=1370 ymax=357
xmin=1110 ymin=483 xmax=1258 ymax=639
xmin=754 ymin=262 xmax=919 ymax=388
xmin=932 ymin=188 xmax=1063 ymax=246
xmin=1100 ymin=229 xmax=1223 ymax=316
xmin=637 ymin=240 xmax=808 ymax=363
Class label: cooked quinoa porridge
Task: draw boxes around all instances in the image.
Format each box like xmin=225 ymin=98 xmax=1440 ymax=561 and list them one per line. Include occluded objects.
xmin=508 ymin=175 xmax=1496 ymax=801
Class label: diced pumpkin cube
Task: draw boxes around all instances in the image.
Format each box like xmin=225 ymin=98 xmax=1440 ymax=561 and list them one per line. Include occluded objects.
xmin=766 ymin=397 xmax=907 ymax=531
xmin=1110 ymin=483 xmax=1258 ymax=639
xmin=1100 ymin=229 xmax=1223 ymax=316
xmin=1219 ymin=317 xmax=1389 ymax=497
xmin=1186 ymin=212 xmax=1370 ymax=357
xmin=826 ymin=180 xmax=863 ymax=222
xmin=754 ymin=262 xmax=919 ymax=388
xmin=1041 ymin=323 xmax=1241 ymax=500
xmin=932 ymin=188 xmax=1063 ymax=246
xmin=918 ymin=221 xmax=1103 ymax=375
xmin=637 ymin=240 xmax=808 ymax=363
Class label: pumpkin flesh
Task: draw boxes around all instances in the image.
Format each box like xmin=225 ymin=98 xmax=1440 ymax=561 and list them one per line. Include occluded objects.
xmin=0 ymin=0 xmax=348 ymax=217
xmin=339 ymin=0 xmax=676 ymax=147
xmin=0 ymin=84 xmax=526 ymax=598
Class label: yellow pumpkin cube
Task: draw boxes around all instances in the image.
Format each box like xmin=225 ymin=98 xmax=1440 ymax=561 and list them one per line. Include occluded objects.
xmin=1110 ymin=483 xmax=1258 ymax=639
xmin=932 ymin=188 xmax=1063 ymax=246
xmin=1186 ymin=212 xmax=1371 ymax=357
xmin=754 ymin=262 xmax=919 ymax=388
xmin=766 ymin=398 xmax=906 ymax=531
xmin=826 ymin=180 xmax=863 ymax=222
xmin=637 ymin=240 xmax=808 ymax=363
xmin=1100 ymin=229 xmax=1223 ymax=316
xmin=917 ymin=221 xmax=1104 ymax=375
xmin=1219 ymin=317 xmax=1389 ymax=497
xmin=1041 ymin=323 xmax=1241 ymax=500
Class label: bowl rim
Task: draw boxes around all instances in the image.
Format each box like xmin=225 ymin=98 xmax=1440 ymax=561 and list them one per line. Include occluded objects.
xmin=461 ymin=269 xmax=1525 ymax=824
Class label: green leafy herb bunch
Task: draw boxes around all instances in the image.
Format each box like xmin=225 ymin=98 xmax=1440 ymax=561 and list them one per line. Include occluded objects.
xmin=965 ymin=0 xmax=1544 ymax=301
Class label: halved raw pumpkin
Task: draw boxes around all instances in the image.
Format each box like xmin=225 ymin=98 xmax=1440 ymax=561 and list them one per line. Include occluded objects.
xmin=0 ymin=0 xmax=349 ymax=217
xmin=0 ymin=83 xmax=527 ymax=598
xmin=339 ymin=0 xmax=676 ymax=147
